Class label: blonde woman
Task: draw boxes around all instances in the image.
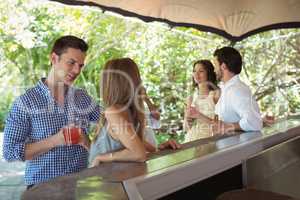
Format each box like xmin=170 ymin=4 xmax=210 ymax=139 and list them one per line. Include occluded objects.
xmin=89 ymin=58 xmax=180 ymax=167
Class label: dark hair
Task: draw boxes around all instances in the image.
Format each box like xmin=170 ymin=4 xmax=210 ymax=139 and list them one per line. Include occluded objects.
xmin=213 ymin=46 xmax=242 ymax=75
xmin=51 ymin=35 xmax=88 ymax=56
xmin=192 ymin=59 xmax=217 ymax=91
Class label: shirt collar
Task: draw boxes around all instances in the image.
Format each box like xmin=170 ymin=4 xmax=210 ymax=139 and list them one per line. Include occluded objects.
xmin=37 ymin=78 xmax=74 ymax=96
xmin=37 ymin=78 xmax=51 ymax=97
xmin=220 ymin=75 xmax=240 ymax=90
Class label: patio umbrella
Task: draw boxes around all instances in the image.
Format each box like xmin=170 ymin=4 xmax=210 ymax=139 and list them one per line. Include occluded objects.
xmin=50 ymin=0 xmax=300 ymax=42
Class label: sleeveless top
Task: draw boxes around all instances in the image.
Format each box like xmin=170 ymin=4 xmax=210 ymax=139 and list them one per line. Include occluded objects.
xmin=184 ymin=90 xmax=216 ymax=143
xmin=89 ymin=124 xmax=124 ymax=165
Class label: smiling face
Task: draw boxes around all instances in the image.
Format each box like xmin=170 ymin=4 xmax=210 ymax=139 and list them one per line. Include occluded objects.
xmin=193 ymin=63 xmax=208 ymax=84
xmin=50 ymin=48 xmax=86 ymax=86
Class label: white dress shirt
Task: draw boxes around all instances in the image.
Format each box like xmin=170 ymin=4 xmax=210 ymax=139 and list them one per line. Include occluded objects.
xmin=215 ymin=75 xmax=262 ymax=131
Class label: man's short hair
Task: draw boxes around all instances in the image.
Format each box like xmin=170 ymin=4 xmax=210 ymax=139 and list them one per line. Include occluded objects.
xmin=51 ymin=35 xmax=88 ymax=56
xmin=213 ymin=46 xmax=242 ymax=75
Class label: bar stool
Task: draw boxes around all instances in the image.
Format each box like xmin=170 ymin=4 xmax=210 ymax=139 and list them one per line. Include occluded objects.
xmin=217 ymin=189 xmax=297 ymax=200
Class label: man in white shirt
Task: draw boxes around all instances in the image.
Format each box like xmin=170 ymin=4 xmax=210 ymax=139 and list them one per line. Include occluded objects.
xmin=213 ymin=46 xmax=262 ymax=134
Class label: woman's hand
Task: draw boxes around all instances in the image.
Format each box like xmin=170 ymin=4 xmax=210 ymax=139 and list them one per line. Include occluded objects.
xmin=91 ymin=156 xmax=101 ymax=167
xmin=91 ymin=153 xmax=113 ymax=167
xmin=150 ymin=109 xmax=160 ymax=120
xmin=186 ymin=106 xmax=200 ymax=119
xmin=211 ymin=120 xmax=238 ymax=136
xmin=185 ymin=106 xmax=214 ymax=125
xmin=158 ymin=139 xmax=181 ymax=150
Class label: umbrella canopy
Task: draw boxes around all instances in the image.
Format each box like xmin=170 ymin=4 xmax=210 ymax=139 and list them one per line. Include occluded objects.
xmin=50 ymin=0 xmax=300 ymax=42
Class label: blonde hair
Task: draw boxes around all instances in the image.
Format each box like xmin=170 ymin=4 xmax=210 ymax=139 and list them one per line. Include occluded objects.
xmin=95 ymin=58 xmax=145 ymax=141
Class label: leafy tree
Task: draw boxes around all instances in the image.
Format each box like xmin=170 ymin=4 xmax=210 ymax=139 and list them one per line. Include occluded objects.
xmin=0 ymin=0 xmax=299 ymax=143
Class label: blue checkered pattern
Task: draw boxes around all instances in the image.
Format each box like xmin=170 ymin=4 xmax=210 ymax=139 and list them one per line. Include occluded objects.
xmin=3 ymin=78 xmax=102 ymax=185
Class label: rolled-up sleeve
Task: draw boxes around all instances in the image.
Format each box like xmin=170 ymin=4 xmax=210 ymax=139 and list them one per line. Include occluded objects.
xmin=232 ymin=89 xmax=263 ymax=132
xmin=3 ymin=97 xmax=31 ymax=161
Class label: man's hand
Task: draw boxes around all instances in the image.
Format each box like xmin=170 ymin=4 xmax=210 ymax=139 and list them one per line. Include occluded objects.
xmin=61 ymin=126 xmax=90 ymax=150
xmin=263 ymin=115 xmax=275 ymax=127
xmin=51 ymin=129 xmax=65 ymax=147
xmin=212 ymin=120 xmax=229 ymax=136
xmin=212 ymin=121 xmax=237 ymax=136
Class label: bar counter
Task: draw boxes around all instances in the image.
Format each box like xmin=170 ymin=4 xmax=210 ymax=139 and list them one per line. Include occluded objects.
xmin=22 ymin=117 xmax=300 ymax=200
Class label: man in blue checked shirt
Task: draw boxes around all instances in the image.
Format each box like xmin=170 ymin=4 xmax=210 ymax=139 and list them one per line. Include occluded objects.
xmin=3 ymin=35 xmax=102 ymax=189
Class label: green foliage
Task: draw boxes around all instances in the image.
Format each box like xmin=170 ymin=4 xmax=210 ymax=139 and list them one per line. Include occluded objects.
xmin=0 ymin=0 xmax=300 ymax=144
xmin=237 ymin=30 xmax=300 ymax=117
